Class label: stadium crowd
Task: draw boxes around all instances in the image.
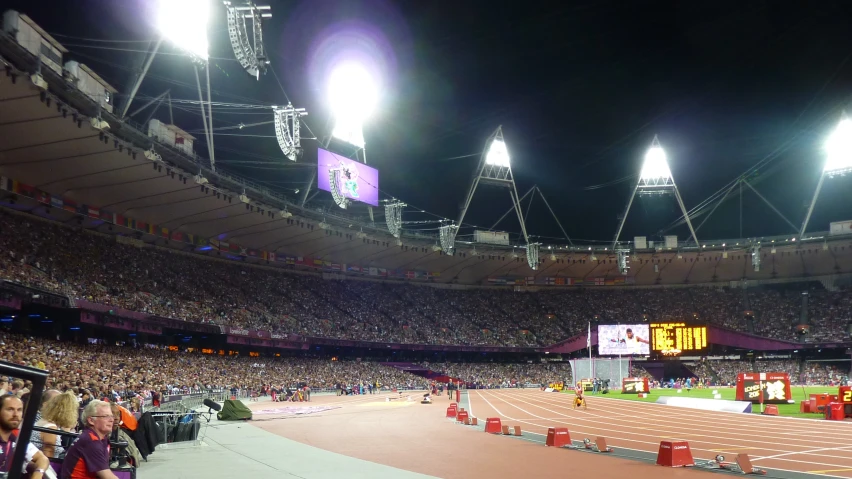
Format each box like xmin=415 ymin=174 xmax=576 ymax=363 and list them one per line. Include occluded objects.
xmin=424 ymin=361 xmax=572 ymax=388
xmin=0 ymin=332 xmax=425 ymax=402
xmin=687 ymin=359 xmax=789 ymax=386
xmin=802 ymin=361 xmax=847 ymax=385
xmin=1 ymin=210 xmax=851 ymax=347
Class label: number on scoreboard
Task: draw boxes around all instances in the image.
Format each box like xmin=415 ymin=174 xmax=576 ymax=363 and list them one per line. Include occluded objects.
xmin=841 ymin=386 xmax=852 ymax=404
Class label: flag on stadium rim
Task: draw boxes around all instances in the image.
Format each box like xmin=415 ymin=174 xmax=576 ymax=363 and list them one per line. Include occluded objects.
xmin=587 ymin=321 xmax=591 ymax=349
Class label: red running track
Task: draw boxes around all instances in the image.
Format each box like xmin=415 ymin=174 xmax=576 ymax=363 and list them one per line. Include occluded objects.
xmin=468 ymin=389 xmax=852 ymax=477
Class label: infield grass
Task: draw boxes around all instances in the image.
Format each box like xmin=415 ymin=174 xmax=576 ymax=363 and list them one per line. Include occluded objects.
xmin=577 ymin=385 xmax=842 ymax=419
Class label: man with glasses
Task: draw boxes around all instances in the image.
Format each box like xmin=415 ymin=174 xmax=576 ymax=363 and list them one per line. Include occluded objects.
xmin=60 ymin=400 xmax=119 ymax=479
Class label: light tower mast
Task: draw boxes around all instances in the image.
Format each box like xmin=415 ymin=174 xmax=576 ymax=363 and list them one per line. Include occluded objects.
xmin=447 ymin=126 xmax=538 ymax=269
xmin=799 ymin=116 xmax=852 ymax=237
xmin=612 ymin=136 xmax=699 ymax=249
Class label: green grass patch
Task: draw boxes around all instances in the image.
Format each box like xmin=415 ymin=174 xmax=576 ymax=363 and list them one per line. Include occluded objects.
xmin=581 ymin=386 xmax=842 ymax=419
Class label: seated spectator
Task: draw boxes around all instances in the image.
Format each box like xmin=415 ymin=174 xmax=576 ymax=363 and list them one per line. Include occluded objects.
xmin=29 ymin=389 xmax=60 ymax=452
xmin=60 ymin=399 xmax=119 ymax=479
xmin=0 ymin=395 xmax=52 ymax=478
xmin=108 ymin=403 xmax=141 ymax=468
xmin=36 ymin=391 xmax=78 ymax=459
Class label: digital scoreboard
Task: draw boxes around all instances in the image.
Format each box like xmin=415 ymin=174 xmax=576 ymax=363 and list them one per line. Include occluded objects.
xmin=650 ymin=323 xmax=708 ymax=356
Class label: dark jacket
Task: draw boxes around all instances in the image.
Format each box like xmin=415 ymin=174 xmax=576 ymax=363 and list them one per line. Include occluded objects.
xmin=131 ymin=412 xmax=159 ymax=459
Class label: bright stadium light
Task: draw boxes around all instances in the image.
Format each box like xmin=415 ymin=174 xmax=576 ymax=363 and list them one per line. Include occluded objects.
xmin=328 ymin=62 xmax=379 ymax=148
xmin=824 ymin=117 xmax=852 ymax=175
xmin=486 ymin=139 xmax=510 ymax=167
xmin=157 ymin=0 xmax=210 ymax=60
xmin=800 ymin=115 xmax=852 ymax=236
xmin=639 ymin=145 xmax=672 ymax=182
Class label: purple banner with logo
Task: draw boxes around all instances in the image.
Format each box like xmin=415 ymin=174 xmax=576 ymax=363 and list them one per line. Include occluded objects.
xmin=76 ymin=300 xmax=149 ymax=320
xmin=706 ymin=325 xmax=799 ymax=350
xmin=225 ymin=335 xmax=308 ymax=350
xmin=317 ymin=148 xmax=379 ymax=206
xmin=223 ymin=327 xmax=271 ymax=339
xmin=0 ymin=297 xmax=22 ymax=309
xmin=77 ymin=301 xmax=216 ymax=334
xmin=81 ymin=311 xmax=136 ymax=331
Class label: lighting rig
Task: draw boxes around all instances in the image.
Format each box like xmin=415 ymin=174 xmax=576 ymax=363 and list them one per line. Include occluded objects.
xmin=616 ymin=250 xmax=630 ymax=275
xmin=526 ymin=243 xmax=540 ymax=270
xmin=384 ymin=200 xmax=406 ymax=238
xmin=328 ymin=166 xmax=350 ymax=209
xmin=439 ymin=223 xmax=458 ymax=252
xmin=273 ymin=103 xmax=307 ymax=161
xmin=751 ymin=244 xmax=761 ymax=272
xmin=224 ymin=1 xmax=271 ymax=80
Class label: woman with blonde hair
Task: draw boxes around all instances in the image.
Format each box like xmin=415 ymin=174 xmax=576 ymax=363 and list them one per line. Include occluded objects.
xmin=37 ymin=391 xmax=79 ymax=458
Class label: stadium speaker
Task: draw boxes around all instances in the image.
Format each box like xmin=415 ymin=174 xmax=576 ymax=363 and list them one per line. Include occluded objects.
xmin=203 ymin=398 xmax=222 ymax=412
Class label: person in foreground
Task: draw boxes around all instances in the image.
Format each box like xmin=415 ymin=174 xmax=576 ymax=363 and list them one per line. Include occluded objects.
xmin=0 ymin=395 xmax=51 ymax=478
xmin=61 ymin=400 xmax=120 ymax=479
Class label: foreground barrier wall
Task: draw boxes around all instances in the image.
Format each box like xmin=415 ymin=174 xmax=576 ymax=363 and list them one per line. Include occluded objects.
xmin=656 ymin=395 xmax=753 ymax=413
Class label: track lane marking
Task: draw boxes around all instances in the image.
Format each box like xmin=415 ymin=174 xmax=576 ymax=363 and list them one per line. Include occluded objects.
xmin=516 ymin=389 xmax=852 ymax=436
xmin=473 ymin=390 xmax=852 ymax=474
xmin=495 ymin=391 xmax=852 ymax=458
xmin=522 ymin=391 xmax=852 ymax=444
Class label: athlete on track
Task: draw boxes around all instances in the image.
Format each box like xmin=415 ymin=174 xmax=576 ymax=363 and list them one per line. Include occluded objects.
xmin=573 ymin=381 xmax=587 ymax=410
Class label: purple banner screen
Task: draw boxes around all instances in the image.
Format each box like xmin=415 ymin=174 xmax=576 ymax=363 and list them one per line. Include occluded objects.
xmin=317 ymin=148 xmax=379 ymax=206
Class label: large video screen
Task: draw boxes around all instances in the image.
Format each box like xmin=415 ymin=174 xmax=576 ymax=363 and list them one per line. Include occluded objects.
xmin=317 ymin=148 xmax=379 ymax=207
xmin=597 ymin=324 xmax=650 ymax=355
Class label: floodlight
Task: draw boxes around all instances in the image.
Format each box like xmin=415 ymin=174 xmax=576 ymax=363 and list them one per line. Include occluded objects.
xmin=157 ymin=0 xmax=210 ymax=60
xmin=824 ymin=117 xmax=852 ymax=174
xmin=331 ymin=117 xmax=366 ymax=148
xmin=486 ymin=139 xmax=510 ymax=167
xmin=328 ymin=63 xmax=378 ymax=119
xmin=328 ymin=62 xmax=378 ymax=147
xmin=639 ymin=145 xmax=672 ymax=182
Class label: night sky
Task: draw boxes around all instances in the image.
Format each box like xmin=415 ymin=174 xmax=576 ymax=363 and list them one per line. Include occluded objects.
xmin=10 ymin=0 xmax=852 ymax=246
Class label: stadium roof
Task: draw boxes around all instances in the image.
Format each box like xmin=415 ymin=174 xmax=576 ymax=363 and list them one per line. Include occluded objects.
xmin=2 ymin=3 xmax=852 ymax=285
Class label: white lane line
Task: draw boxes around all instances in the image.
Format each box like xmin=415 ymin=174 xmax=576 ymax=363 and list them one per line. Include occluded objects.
xmin=522 ymin=391 xmax=852 ymax=444
xmin=481 ymin=390 xmax=852 ymax=469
